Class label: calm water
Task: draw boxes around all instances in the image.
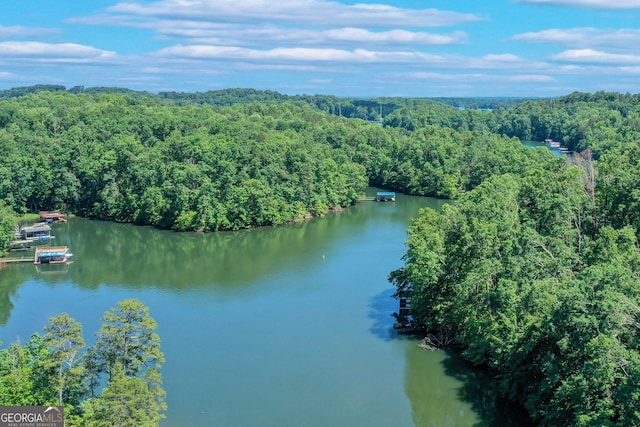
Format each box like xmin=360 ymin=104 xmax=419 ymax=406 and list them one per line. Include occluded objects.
xmin=0 ymin=190 xmax=528 ymax=427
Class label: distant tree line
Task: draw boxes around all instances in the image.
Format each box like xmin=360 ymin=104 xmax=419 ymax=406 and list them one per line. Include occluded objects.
xmin=0 ymin=85 xmax=534 ymax=121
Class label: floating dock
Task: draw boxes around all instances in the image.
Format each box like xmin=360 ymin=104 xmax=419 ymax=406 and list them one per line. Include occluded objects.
xmin=359 ymin=192 xmax=397 ymax=202
xmin=34 ymin=246 xmax=72 ymax=264
xmin=376 ymin=192 xmax=395 ymax=202
xmin=0 ymin=256 xmax=35 ymax=264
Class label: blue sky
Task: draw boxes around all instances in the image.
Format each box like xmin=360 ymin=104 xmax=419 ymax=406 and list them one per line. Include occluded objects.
xmin=2 ymin=0 xmax=640 ymax=97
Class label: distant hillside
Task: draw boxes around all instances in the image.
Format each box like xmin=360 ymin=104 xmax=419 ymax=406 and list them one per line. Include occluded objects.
xmin=0 ymin=85 xmax=537 ymax=121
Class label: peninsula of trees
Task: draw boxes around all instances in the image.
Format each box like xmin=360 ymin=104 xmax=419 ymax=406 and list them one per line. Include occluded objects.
xmin=2 ymin=86 xmax=640 ymax=425
xmin=0 ymin=87 xmax=546 ymax=248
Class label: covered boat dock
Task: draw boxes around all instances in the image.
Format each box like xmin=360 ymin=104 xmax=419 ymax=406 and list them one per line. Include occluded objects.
xmin=376 ymin=192 xmax=396 ymax=202
xmin=34 ymin=246 xmax=71 ymax=264
xmin=39 ymin=211 xmax=67 ymax=223
xmin=20 ymin=224 xmax=53 ymax=241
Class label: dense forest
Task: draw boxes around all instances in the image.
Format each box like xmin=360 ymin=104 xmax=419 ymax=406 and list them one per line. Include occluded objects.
xmin=0 ymin=299 xmax=165 ymax=427
xmin=388 ymin=99 xmax=640 ymax=424
xmin=0 ymin=88 xmax=547 ymax=247
xmin=2 ymin=85 xmax=640 ymax=425
xmin=0 ymin=84 xmax=532 ymax=121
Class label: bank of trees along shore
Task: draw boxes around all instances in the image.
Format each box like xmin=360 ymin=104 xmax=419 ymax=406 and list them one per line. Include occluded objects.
xmin=2 ymin=87 xmax=640 ymax=425
xmin=0 ymin=89 xmax=542 ymax=249
xmin=391 ymin=125 xmax=640 ymax=422
xmin=0 ymin=299 xmax=165 ymax=427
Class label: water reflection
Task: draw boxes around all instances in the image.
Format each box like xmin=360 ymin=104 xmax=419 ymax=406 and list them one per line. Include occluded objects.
xmin=404 ymin=344 xmax=481 ymax=426
xmin=441 ymin=355 xmax=535 ymax=427
xmin=367 ymin=288 xmax=397 ymax=342
xmin=0 ymin=265 xmax=25 ymax=325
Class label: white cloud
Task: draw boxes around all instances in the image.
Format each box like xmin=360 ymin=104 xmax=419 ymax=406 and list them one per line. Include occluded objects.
xmin=619 ymin=66 xmax=640 ymax=73
xmin=106 ymin=0 xmax=483 ymax=28
xmin=514 ymin=0 xmax=640 ymax=8
xmin=323 ymin=28 xmax=466 ymax=45
xmin=0 ymin=71 xmax=18 ymax=80
xmin=151 ymin=43 xmax=561 ymax=84
xmin=0 ymin=42 xmax=116 ymax=62
xmin=151 ymin=25 xmax=466 ymax=47
xmin=0 ymin=25 xmax=58 ymax=38
xmin=509 ymin=74 xmax=555 ymax=82
xmin=552 ymin=48 xmax=640 ymax=64
xmin=513 ymin=28 xmax=640 ymax=52
xmin=481 ymin=53 xmax=523 ymax=62
xmin=405 ymin=72 xmax=554 ymax=82
xmin=154 ymin=44 xmax=444 ymax=63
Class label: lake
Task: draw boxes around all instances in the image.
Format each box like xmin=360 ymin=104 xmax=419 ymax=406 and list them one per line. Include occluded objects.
xmin=0 ymin=189 xmax=529 ymax=426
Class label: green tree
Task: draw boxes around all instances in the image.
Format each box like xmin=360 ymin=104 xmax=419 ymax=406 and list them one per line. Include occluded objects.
xmin=85 ymin=365 xmax=166 ymax=427
xmin=85 ymin=299 xmax=166 ymax=425
xmin=43 ymin=313 xmax=85 ymax=406
xmin=0 ymin=202 xmax=17 ymax=253
xmin=0 ymin=339 xmax=38 ymax=405
xmin=0 ymin=335 xmax=53 ymax=406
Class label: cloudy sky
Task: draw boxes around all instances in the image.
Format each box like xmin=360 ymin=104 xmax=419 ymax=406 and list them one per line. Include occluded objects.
xmin=2 ymin=0 xmax=640 ymax=97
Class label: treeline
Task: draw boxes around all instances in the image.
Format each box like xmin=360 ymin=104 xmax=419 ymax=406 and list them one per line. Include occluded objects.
xmin=0 ymin=90 xmax=551 ymax=253
xmin=383 ymin=91 xmax=640 ymax=159
xmin=0 ymin=85 xmax=534 ymax=121
xmin=0 ymin=92 xmax=368 ymax=233
xmin=0 ymin=299 xmax=165 ymax=427
xmin=158 ymin=91 xmax=531 ymax=121
xmin=430 ymin=96 xmax=538 ymax=110
xmin=497 ymin=91 xmax=640 ymax=156
xmin=10 ymin=85 xmax=640 ymax=156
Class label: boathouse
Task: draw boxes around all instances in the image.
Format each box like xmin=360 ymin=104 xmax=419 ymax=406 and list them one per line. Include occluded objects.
xmin=34 ymin=246 xmax=71 ymax=264
xmin=376 ymin=191 xmax=396 ymax=202
xmin=39 ymin=211 xmax=67 ymax=223
xmin=20 ymin=224 xmax=52 ymax=241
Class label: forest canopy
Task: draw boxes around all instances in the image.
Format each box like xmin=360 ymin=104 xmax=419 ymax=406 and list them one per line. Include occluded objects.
xmin=387 ymin=94 xmax=640 ymax=425
xmin=0 ymin=88 xmax=547 ymax=245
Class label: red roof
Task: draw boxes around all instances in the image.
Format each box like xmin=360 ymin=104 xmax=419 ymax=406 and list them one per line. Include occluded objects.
xmin=39 ymin=211 xmax=66 ymax=219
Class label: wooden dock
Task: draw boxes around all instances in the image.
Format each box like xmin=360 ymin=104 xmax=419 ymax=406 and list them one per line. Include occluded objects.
xmin=1 ymin=246 xmax=72 ymax=265
xmin=0 ymin=256 xmax=35 ymax=264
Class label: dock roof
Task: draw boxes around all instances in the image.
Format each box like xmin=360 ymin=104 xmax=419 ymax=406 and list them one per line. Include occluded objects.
xmin=21 ymin=224 xmax=51 ymax=233
xmin=39 ymin=211 xmax=66 ymax=219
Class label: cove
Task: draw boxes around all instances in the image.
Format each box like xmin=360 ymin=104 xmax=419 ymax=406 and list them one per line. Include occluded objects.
xmin=0 ymin=189 xmax=526 ymax=426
